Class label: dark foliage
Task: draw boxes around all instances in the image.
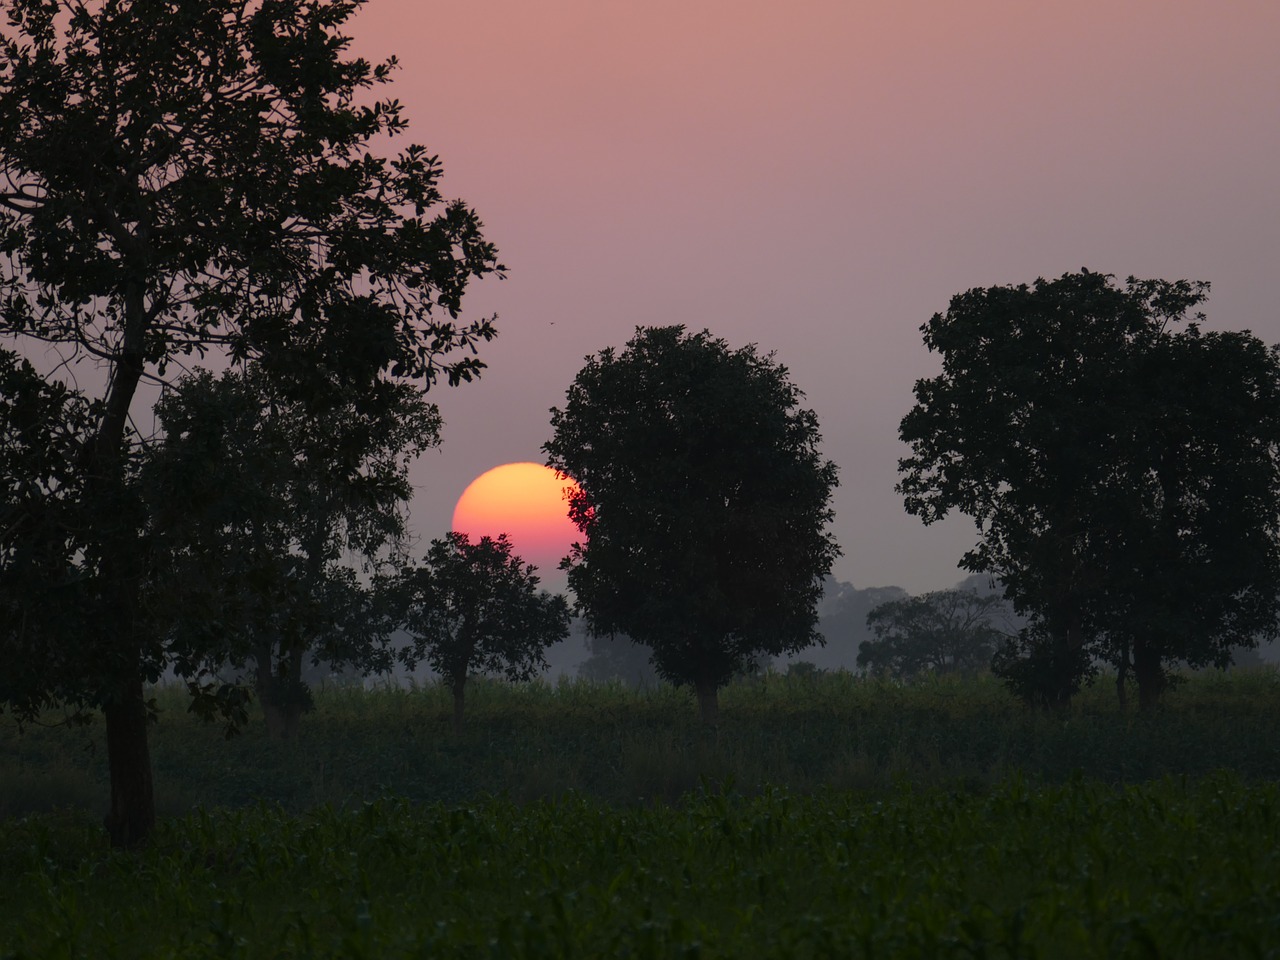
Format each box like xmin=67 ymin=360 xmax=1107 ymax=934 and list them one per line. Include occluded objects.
xmin=899 ymin=271 xmax=1280 ymax=709
xmin=0 ymin=348 xmax=98 ymax=721
xmin=0 ymin=0 xmax=500 ymax=844
xmin=399 ymin=533 xmax=571 ymax=732
xmin=860 ymin=589 xmax=1007 ymax=679
xmin=141 ymin=365 xmax=441 ymax=739
xmin=545 ymin=326 xmax=840 ymax=722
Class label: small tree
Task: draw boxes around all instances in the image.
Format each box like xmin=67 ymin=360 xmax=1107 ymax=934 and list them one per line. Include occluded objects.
xmin=898 ymin=271 xmax=1280 ymax=709
xmin=860 ymin=589 xmax=1006 ymax=680
xmin=400 ymin=532 xmax=570 ymax=733
xmin=141 ymin=366 xmax=441 ymax=739
xmin=814 ymin=578 xmax=909 ymax=671
xmin=544 ymin=326 xmax=840 ymax=723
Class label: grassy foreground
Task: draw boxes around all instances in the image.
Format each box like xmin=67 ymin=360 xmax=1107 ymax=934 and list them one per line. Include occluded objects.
xmin=2 ymin=776 xmax=1278 ymax=958
xmin=3 ymin=670 xmax=1280 ymax=957
xmin=4 ymin=668 xmax=1280 ymax=815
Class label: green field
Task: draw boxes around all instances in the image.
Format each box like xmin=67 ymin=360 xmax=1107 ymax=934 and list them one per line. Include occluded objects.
xmin=3 ymin=670 xmax=1280 ymax=957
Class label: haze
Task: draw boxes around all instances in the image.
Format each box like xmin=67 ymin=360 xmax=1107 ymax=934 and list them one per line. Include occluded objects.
xmin=351 ymin=0 xmax=1279 ymax=593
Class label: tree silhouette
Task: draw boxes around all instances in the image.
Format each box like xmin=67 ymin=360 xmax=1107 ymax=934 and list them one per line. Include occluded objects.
xmin=860 ymin=589 xmax=1007 ymax=680
xmin=398 ymin=533 xmax=571 ymax=733
xmin=0 ymin=0 xmax=500 ymax=845
xmin=545 ymin=326 xmax=839 ymax=724
xmin=141 ymin=366 xmax=440 ymax=739
xmin=898 ymin=271 xmax=1280 ymax=709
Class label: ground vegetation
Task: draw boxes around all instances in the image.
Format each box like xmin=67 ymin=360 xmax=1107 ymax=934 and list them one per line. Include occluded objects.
xmin=3 ymin=776 xmax=1277 ymax=958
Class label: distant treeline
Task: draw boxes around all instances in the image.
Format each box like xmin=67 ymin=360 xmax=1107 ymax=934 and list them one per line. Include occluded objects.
xmin=577 ymin=574 xmax=1279 ymax=688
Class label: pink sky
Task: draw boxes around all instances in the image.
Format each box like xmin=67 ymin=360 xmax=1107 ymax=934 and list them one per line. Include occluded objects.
xmin=344 ymin=0 xmax=1280 ymax=592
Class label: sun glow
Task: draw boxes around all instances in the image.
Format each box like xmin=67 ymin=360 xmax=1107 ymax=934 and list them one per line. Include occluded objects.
xmin=451 ymin=462 xmax=581 ymax=580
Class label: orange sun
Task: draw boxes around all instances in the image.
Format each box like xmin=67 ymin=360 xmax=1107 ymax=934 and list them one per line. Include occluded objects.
xmin=451 ymin=462 xmax=581 ymax=580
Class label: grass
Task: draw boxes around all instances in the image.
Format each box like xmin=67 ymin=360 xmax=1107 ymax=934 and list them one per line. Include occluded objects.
xmin=3 ymin=666 xmax=1279 ymax=816
xmin=4 ymin=669 xmax=1280 ymax=957
xmin=2 ymin=775 xmax=1278 ymax=958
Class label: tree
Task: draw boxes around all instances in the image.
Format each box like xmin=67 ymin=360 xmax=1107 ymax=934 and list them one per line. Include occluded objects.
xmin=399 ymin=532 xmax=571 ymax=733
xmin=897 ymin=271 xmax=1280 ymax=709
xmin=576 ymin=626 xmax=662 ymax=689
xmin=859 ymin=589 xmax=1007 ymax=680
xmin=0 ymin=0 xmax=501 ymax=845
xmin=140 ymin=365 xmax=441 ymax=739
xmin=812 ymin=577 xmax=909 ymax=671
xmin=544 ymin=326 xmax=840 ymax=724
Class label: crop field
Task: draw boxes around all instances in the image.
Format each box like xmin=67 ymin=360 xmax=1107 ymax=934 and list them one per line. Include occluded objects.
xmin=3 ymin=777 xmax=1278 ymax=958
xmin=6 ymin=668 xmax=1280 ymax=815
xmin=3 ymin=669 xmax=1280 ymax=957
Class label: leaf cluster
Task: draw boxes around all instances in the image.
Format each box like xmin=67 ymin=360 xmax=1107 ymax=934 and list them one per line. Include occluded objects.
xmin=0 ymin=0 xmax=503 ymax=735
xmin=0 ymin=346 xmax=100 ymax=720
xmin=0 ymin=0 xmax=503 ymax=391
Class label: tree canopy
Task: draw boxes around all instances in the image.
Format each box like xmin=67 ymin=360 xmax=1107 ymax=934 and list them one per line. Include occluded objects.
xmin=0 ymin=0 xmax=501 ymax=845
xmin=860 ymin=589 xmax=1007 ymax=680
xmin=399 ymin=532 xmax=571 ymax=733
xmin=141 ymin=365 xmax=441 ymax=739
xmin=898 ymin=270 xmax=1280 ymax=708
xmin=544 ymin=325 xmax=840 ymax=723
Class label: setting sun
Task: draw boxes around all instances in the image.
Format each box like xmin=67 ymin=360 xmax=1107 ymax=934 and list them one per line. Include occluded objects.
xmin=451 ymin=462 xmax=581 ymax=579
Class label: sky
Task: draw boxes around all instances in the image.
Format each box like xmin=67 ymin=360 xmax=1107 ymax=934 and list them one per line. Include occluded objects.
xmin=342 ymin=0 xmax=1280 ymax=593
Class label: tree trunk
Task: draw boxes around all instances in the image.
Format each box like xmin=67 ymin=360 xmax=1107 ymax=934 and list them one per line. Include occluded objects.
xmin=256 ymin=642 xmax=306 ymax=740
xmin=1116 ymin=639 xmax=1130 ymax=713
xmin=695 ymin=681 xmax=719 ymax=726
xmin=103 ymin=669 xmax=155 ymax=849
xmin=1133 ymin=640 xmax=1165 ymax=712
xmin=1039 ymin=606 xmax=1086 ymax=711
xmin=90 ymin=276 xmax=156 ymax=846
xmin=451 ymin=674 xmax=467 ymax=734
xmin=260 ymin=694 xmax=304 ymax=740
xmin=259 ymin=533 xmax=327 ymax=742
xmin=255 ymin=644 xmax=279 ymax=737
